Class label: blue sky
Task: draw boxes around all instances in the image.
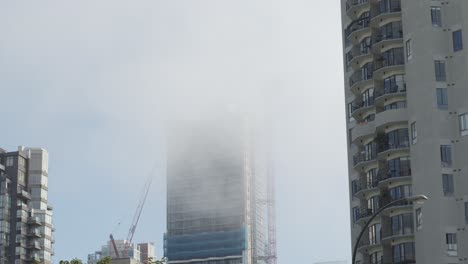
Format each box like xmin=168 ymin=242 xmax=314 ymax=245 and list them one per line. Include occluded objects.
xmin=0 ymin=1 xmax=350 ymax=263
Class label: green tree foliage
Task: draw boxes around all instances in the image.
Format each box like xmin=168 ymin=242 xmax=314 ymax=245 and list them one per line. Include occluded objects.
xmin=148 ymin=257 xmax=167 ymax=264
xmin=59 ymin=259 xmax=82 ymax=264
xmin=97 ymin=257 xmax=112 ymax=264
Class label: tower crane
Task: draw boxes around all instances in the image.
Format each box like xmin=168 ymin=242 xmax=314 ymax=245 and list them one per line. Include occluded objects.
xmin=109 ymin=167 xmax=155 ymax=258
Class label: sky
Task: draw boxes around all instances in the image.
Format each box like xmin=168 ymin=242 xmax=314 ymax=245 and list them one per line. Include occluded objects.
xmin=0 ymin=1 xmax=349 ymax=263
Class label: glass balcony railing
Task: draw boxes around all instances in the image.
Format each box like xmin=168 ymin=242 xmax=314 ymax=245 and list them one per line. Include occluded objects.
xmin=377 ymin=168 xmax=412 ymax=182
xmin=374 ymin=55 xmax=405 ymax=71
xmin=353 ymin=152 xmax=377 ymax=166
xmin=349 ymin=70 xmax=373 ymax=87
xmin=351 ymin=98 xmax=375 ymax=113
xmin=373 ymin=31 xmax=403 ymax=44
xmin=345 ymin=17 xmax=371 ymax=38
xmin=375 ymin=81 xmax=406 ymax=98
xmin=372 ymin=0 xmax=402 ymax=17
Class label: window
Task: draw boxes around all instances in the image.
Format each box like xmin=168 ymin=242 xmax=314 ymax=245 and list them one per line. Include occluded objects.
xmin=378 ymin=21 xmax=403 ymax=42
xmin=411 ymin=122 xmax=417 ymax=144
xmin=5 ymin=157 xmax=13 ymax=167
xmin=406 ymin=39 xmax=412 ymax=60
xmin=352 ymin=207 xmax=359 ymax=223
xmin=368 ymin=196 xmax=380 ymax=214
xmin=440 ymin=145 xmax=452 ymax=167
xmin=351 ymin=180 xmax=360 ymax=196
xmin=386 ymin=128 xmax=410 ymax=150
xmin=465 ymin=203 xmax=468 ymax=224
xmin=387 ymin=156 xmax=411 ymax=178
xmin=446 ymin=233 xmax=458 ymax=254
xmin=368 ymin=223 xmax=381 ymax=245
xmin=362 ymin=88 xmax=375 ymax=107
xmin=453 ymin=30 xmax=463 ymax=52
xmin=436 ymin=88 xmax=448 ymax=110
xmin=391 ymin=213 xmax=414 ymax=236
xmin=381 ymin=47 xmax=404 ymax=67
xmin=360 ymin=37 xmax=372 ymax=55
xmin=431 ymin=6 xmax=442 ymax=27
xmin=434 ymin=60 xmax=446 ymax=82
xmin=384 ymin=101 xmax=407 ymax=111
xmin=416 ymin=208 xmax=423 ymax=230
xmin=459 ymin=113 xmax=468 ymax=136
xmin=442 ymin=174 xmax=454 ymax=196
xmin=389 ymin=185 xmax=412 ymax=201
xmin=383 ymin=74 xmax=406 ymax=94
xmin=369 ymin=251 xmax=383 ymax=264
xmin=392 ymin=242 xmax=415 ymax=264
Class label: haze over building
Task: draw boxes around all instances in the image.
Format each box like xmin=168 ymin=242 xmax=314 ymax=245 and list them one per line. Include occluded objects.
xmin=0 ymin=147 xmax=54 ymax=264
xmin=342 ymin=0 xmax=468 ymax=263
xmin=165 ymin=114 xmax=273 ymax=264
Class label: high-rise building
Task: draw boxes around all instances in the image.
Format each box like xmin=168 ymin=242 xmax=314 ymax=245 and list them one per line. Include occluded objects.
xmin=0 ymin=147 xmax=54 ymax=264
xmin=164 ymin=116 xmax=270 ymax=264
xmin=342 ymin=1 xmax=468 ymax=263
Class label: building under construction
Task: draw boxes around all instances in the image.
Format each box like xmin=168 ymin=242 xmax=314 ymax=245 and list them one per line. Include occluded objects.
xmin=165 ymin=114 xmax=277 ymax=264
xmin=87 ymin=240 xmax=155 ymax=264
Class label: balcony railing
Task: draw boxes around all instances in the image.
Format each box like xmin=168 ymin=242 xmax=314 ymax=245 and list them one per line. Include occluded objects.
xmin=375 ymin=82 xmax=406 ymax=98
xmin=351 ymin=98 xmax=375 ymax=113
xmin=374 ymin=55 xmax=405 ymax=71
xmin=372 ymin=0 xmax=402 ymax=17
xmin=373 ymin=31 xmax=403 ymax=45
xmin=378 ymin=141 xmax=409 ymax=153
xmin=345 ymin=17 xmax=371 ymax=38
xmin=353 ymin=152 xmax=377 ymax=166
xmin=350 ymin=70 xmax=374 ymax=87
xmin=357 ymin=207 xmax=374 ymax=221
xmin=346 ymin=0 xmax=369 ymax=11
xmin=377 ymin=168 xmax=412 ymax=182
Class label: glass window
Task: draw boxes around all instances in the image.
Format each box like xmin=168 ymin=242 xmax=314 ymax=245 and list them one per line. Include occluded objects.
xmin=391 ymin=213 xmax=414 ymax=236
xmin=5 ymin=157 xmax=13 ymax=167
xmin=387 ymin=156 xmax=411 ymax=178
xmin=406 ymin=39 xmax=412 ymax=60
xmin=351 ymin=180 xmax=360 ymax=196
xmin=442 ymin=174 xmax=454 ymax=196
xmin=390 ymin=185 xmax=412 ymax=201
xmin=446 ymin=233 xmax=458 ymax=253
xmin=384 ymin=101 xmax=407 ymax=111
xmin=431 ymin=6 xmax=442 ymax=27
xmin=459 ymin=113 xmax=468 ymax=136
xmin=434 ymin=60 xmax=446 ymax=82
xmin=436 ymin=88 xmax=449 ymax=110
xmin=368 ymin=223 xmax=381 ymax=245
xmin=411 ymin=122 xmax=417 ymax=144
xmin=392 ymin=242 xmax=415 ymax=264
xmin=352 ymin=207 xmax=359 ymax=223
xmin=369 ymin=251 xmax=383 ymax=264
xmin=465 ymin=203 xmax=468 ymax=224
xmin=453 ymin=30 xmax=463 ymax=52
xmin=440 ymin=145 xmax=452 ymax=167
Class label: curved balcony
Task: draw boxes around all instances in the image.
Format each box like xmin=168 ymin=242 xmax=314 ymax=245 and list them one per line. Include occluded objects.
xmin=346 ymin=17 xmax=372 ymax=45
xmin=351 ymin=98 xmax=375 ymax=120
xmin=354 ymin=181 xmax=380 ymax=198
xmin=353 ymin=152 xmax=378 ymax=170
xmin=356 ymin=207 xmax=374 ymax=225
xmin=350 ymin=71 xmax=374 ymax=94
xmin=349 ymin=47 xmax=373 ymax=71
xmin=351 ymin=121 xmax=375 ymax=144
xmin=374 ymin=82 xmax=406 ymax=105
xmin=370 ymin=1 xmax=402 ymax=27
xmin=375 ymin=108 xmax=408 ymax=129
xmin=378 ymin=142 xmax=410 ymax=158
xmin=372 ymin=33 xmax=404 ymax=54
xmin=381 ymin=232 xmax=414 ymax=245
xmin=377 ymin=168 xmax=412 ymax=187
xmin=346 ymin=0 xmax=370 ymax=20
xmin=373 ymin=56 xmax=405 ymax=80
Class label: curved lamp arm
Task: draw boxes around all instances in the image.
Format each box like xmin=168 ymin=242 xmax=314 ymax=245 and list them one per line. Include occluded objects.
xmin=351 ymin=195 xmax=427 ymax=264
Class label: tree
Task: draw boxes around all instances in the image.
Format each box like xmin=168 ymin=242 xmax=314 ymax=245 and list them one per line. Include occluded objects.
xmin=59 ymin=259 xmax=82 ymax=264
xmin=148 ymin=257 xmax=167 ymax=264
xmin=97 ymin=257 xmax=112 ymax=264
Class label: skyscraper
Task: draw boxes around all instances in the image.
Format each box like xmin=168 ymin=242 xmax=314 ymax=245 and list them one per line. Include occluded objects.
xmin=0 ymin=147 xmax=54 ymax=264
xmin=342 ymin=0 xmax=468 ymax=263
xmin=165 ymin=115 xmax=270 ymax=264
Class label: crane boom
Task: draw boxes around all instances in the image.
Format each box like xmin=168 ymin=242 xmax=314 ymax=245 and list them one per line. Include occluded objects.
xmin=110 ymin=234 xmax=120 ymax=258
xmin=122 ymin=168 xmax=154 ymax=255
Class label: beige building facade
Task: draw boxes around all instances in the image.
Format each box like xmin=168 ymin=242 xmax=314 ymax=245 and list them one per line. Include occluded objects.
xmin=342 ymin=0 xmax=468 ymax=263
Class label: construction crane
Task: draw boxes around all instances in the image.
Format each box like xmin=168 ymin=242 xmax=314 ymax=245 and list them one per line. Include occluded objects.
xmin=109 ymin=166 xmax=155 ymax=258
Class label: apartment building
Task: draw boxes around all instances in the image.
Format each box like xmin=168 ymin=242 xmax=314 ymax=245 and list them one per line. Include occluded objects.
xmin=342 ymin=0 xmax=468 ymax=263
xmin=0 ymin=147 xmax=54 ymax=263
xmin=164 ymin=115 xmax=270 ymax=264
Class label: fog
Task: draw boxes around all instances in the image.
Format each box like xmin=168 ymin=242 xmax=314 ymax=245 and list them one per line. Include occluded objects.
xmin=0 ymin=1 xmax=349 ymax=263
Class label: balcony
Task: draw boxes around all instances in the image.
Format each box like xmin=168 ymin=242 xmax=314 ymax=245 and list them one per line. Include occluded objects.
xmin=378 ymin=142 xmax=409 ymax=157
xmin=351 ymin=98 xmax=375 ymax=120
xmin=350 ymin=70 xmax=374 ymax=94
xmin=348 ymin=47 xmax=373 ymax=71
xmin=371 ymin=0 xmax=402 ymax=25
xmin=345 ymin=17 xmax=371 ymax=45
xmin=354 ymin=180 xmax=380 ymax=198
xmin=27 ymin=217 xmax=42 ymax=226
xmin=377 ymin=168 xmax=412 ymax=185
xmin=372 ymin=32 xmax=403 ymax=54
xmin=346 ymin=0 xmax=370 ymax=20
xmin=374 ymin=83 xmax=406 ymax=105
xmin=351 ymin=121 xmax=375 ymax=144
xmin=26 ymin=242 xmax=41 ymax=250
xmin=353 ymin=152 xmax=377 ymax=168
xmin=375 ymin=108 xmax=407 ymax=129
xmin=373 ymin=56 xmax=405 ymax=79
xmin=356 ymin=207 xmax=374 ymax=224
xmin=26 ymin=230 xmax=42 ymax=238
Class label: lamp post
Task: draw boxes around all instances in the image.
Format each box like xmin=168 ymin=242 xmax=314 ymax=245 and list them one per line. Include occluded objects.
xmin=351 ymin=194 xmax=428 ymax=264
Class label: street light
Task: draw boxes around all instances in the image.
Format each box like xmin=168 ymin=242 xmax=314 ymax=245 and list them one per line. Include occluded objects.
xmin=351 ymin=194 xmax=428 ymax=264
